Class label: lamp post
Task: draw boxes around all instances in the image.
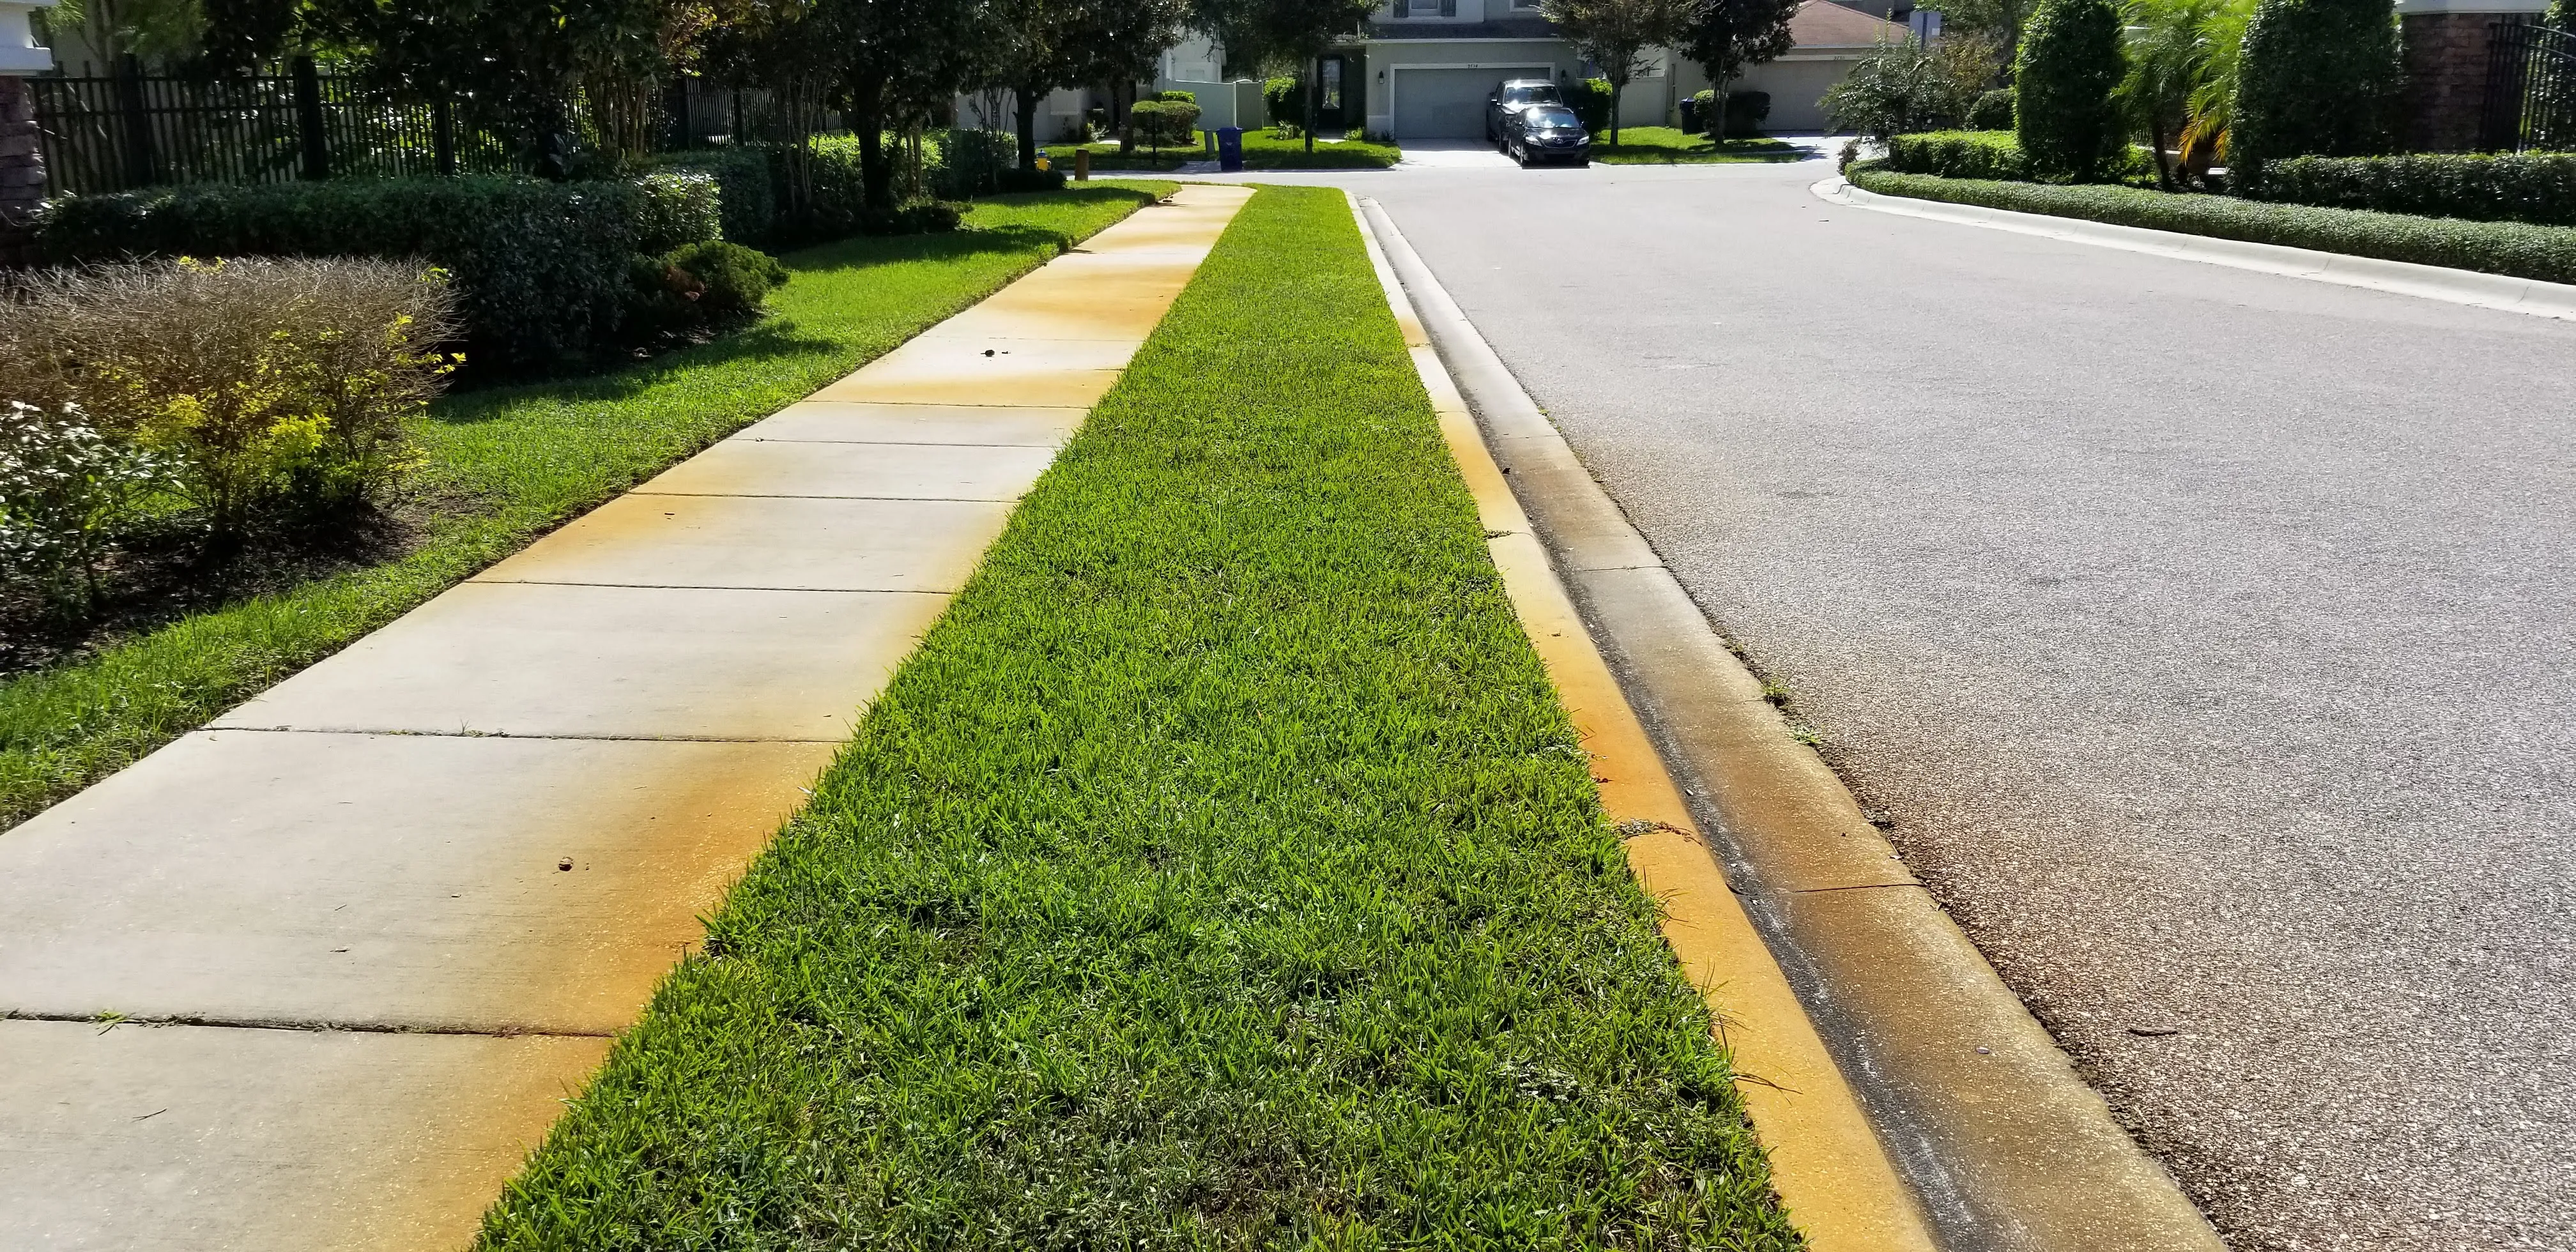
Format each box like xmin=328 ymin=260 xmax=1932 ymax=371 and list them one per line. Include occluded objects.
xmin=0 ymin=0 xmax=59 ymax=266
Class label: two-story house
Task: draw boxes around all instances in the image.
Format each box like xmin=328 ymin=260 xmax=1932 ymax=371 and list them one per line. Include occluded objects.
xmin=1155 ymin=0 xmax=1904 ymax=141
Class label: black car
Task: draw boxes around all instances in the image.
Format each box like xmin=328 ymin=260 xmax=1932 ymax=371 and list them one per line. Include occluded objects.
xmin=1483 ymin=79 xmax=1565 ymax=145
xmin=1500 ymin=103 xmax=1590 ymax=166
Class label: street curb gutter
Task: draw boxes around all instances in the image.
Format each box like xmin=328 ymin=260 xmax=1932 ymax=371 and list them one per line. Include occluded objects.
xmin=1347 ymin=192 xmax=1936 ymax=1252
xmin=1816 ymin=174 xmax=2576 ymax=323
xmin=1353 ymin=194 xmax=2232 ymax=1252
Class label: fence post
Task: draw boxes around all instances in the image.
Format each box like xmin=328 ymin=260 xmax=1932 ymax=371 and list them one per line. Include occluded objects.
xmin=113 ymin=54 xmax=153 ymax=187
xmin=433 ymin=98 xmax=456 ymax=175
xmin=291 ymin=54 xmax=328 ymax=179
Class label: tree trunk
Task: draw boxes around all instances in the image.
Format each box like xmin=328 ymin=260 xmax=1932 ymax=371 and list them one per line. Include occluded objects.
xmin=1117 ymin=80 xmax=1135 ymax=155
xmin=1307 ymin=58 xmax=1321 ymax=153
xmin=1711 ymin=71 xmax=1731 ymax=140
xmin=850 ymin=72 xmax=894 ymax=212
xmin=1608 ymin=75 xmax=1624 ymax=147
xmin=1015 ymin=86 xmax=1041 ymax=171
xmin=2148 ymin=113 xmax=2177 ymax=192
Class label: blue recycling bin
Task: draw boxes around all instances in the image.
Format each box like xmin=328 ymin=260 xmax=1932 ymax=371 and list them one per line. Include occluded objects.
xmin=1216 ymin=126 xmax=1245 ymax=172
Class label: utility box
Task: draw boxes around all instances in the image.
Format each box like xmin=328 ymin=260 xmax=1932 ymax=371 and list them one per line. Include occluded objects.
xmin=1216 ymin=126 xmax=1244 ymax=172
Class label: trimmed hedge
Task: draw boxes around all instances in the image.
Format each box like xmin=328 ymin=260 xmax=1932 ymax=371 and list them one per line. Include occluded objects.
xmin=37 ymin=177 xmax=707 ymax=369
xmin=650 ymin=147 xmax=778 ymax=245
xmin=1264 ymin=76 xmax=1305 ymax=129
xmin=1889 ymin=130 xmax=2033 ymax=179
xmin=2014 ymin=0 xmax=2128 ymax=181
xmin=1570 ymin=77 xmax=1616 ymax=134
xmin=1968 ymin=87 xmax=2016 ymax=131
xmin=1887 ymin=130 xmax=2152 ymax=181
xmin=2230 ymin=0 xmax=2403 ymax=183
xmin=2255 ymin=152 xmax=2576 ymax=227
xmin=1850 ymin=165 xmax=2576 ymax=284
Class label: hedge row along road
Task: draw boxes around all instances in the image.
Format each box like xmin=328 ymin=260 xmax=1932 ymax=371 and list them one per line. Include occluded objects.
xmin=0 ymin=185 xmax=1170 ymax=834
xmin=475 ymin=185 xmax=1804 ymax=1249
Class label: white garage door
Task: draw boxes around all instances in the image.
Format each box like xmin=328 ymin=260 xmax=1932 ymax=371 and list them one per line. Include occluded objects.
xmin=1392 ymin=68 xmax=1510 ymax=140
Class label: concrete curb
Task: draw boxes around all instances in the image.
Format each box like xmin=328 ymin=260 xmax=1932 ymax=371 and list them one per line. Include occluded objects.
xmin=1347 ymin=192 xmax=1939 ymax=1252
xmin=1816 ymin=174 xmax=2576 ymax=322
xmin=1355 ymin=192 xmax=2232 ymax=1252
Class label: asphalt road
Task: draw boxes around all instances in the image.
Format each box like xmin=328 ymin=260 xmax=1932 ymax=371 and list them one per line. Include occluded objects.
xmin=1280 ymin=152 xmax=2576 ymax=1250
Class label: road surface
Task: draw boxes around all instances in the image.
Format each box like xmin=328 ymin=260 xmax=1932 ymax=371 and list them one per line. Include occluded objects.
xmin=1276 ymin=150 xmax=2576 ymax=1251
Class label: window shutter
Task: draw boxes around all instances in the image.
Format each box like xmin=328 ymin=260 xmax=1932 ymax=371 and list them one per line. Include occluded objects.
xmin=1393 ymin=0 xmax=1408 ymax=15
xmin=1439 ymin=0 xmax=1456 ymax=14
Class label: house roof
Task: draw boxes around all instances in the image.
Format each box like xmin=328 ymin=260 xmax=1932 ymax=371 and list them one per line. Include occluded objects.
xmin=1361 ymin=14 xmax=1560 ymax=40
xmin=1790 ymin=1 xmax=1908 ymax=49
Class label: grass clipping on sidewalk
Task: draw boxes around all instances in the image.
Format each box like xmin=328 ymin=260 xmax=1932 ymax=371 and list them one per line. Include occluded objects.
xmin=476 ymin=187 xmax=1800 ymax=1249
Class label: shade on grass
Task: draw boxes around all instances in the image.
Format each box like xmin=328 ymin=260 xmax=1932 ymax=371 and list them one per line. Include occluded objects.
xmin=475 ymin=186 xmax=1799 ymax=1249
xmin=0 ymin=185 xmax=1172 ymax=832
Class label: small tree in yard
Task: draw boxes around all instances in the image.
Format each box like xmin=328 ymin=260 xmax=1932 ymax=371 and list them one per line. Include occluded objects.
xmin=2014 ymin=0 xmax=2126 ymax=180
xmin=2228 ymin=0 xmax=2400 ymax=188
xmin=1680 ymin=0 xmax=1798 ymax=139
xmin=1821 ymin=38 xmax=1988 ymax=138
xmin=1544 ymin=0 xmax=1694 ymax=146
xmin=1196 ymin=0 xmax=1377 ymax=152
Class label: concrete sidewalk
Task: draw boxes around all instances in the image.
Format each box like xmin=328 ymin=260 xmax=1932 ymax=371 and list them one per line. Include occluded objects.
xmin=0 ymin=184 xmax=1252 ymax=1251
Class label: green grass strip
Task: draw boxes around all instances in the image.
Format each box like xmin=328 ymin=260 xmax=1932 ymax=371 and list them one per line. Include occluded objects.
xmin=1850 ymin=164 xmax=2576 ymax=286
xmin=475 ymin=185 xmax=1799 ymax=1249
xmin=1048 ymin=132 xmax=1402 ymax=171
xmin=0 ymin=185 xmax=1171 ymax=833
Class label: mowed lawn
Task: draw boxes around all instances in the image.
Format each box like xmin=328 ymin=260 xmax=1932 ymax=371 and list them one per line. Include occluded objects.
xmin=475 ymin=187 xmax=1800 ymax=1248
xmin=0 ymin=184 xmax=1170 ymax=832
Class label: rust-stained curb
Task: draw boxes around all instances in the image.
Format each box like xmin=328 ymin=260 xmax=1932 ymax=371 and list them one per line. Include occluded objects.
xmin=1347 ymin=193 xmax=1938 ymax=1252
xmin=1353 ymin=193 xmax=2230 ymax=1252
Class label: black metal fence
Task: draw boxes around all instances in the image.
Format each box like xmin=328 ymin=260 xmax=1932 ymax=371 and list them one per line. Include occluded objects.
xmin=2481 ymin=22 xmax=2576 ymax=153
xmin=27 ymin=64 xmax=845 ymax=196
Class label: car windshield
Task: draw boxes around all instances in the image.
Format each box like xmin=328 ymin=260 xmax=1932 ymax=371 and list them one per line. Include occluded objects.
xmin=1503 ymin=84 xmax=1561 ymax=105
xmin=1524 ymin=106 xmax=1580 ymax=129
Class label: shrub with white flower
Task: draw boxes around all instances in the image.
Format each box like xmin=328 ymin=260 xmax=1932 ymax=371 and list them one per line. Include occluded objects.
xmin=0 ymin=401 xmax=169 ymax=609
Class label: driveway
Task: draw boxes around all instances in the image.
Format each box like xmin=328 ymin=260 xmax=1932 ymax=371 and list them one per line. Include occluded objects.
xmin=1256 ymin=155 xmax=2576 ymax=1251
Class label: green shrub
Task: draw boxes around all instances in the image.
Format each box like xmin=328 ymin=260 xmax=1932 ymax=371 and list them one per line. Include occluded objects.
xmin=630 ymin=171 xmax=725 ymax=254
xmin=664 ymin=240 xmax=787 ymax=316
xmin=650 ymin=147 xmax=778 ymax=245
xmin=1570 ymin=77 xmax=1616 ymax=134
xmin=1969 ymin=86 xmax=2018 ymax=130
xmin=1130 ymin=98 xmax=1202 ymax=148
xmin=2230 ymin=0 xmax=2402 ymax=185
xmin=1823 ymin=42 xmax=1982 ymax=139
xmin=1156 ymin=89 xmax=1197 ymax=103
xmin=38 ymin=178 xmax=644 ymax=369
xmin=1264 ymin=76 xmax=1305 ymax=130
xmin=0 ymin=257 xmax=459 ymax=536
xmin=1889 ymin=130 xmax=2033 ymax=178
xmin=1726 ymin=90 xmax=1772 ymax=136
xmin=0 ymin=401 xmax=169 ymax=612
xmin=2253 ymin=152 xmax=2576 ymax=226
xmin=2015 ymin=0 xmax=2128 ymax=180
xmin=1886 ymin=130 xmax=2156 ymax=180
xmin=1850 ymin=165 xmax=2576 ymax=284
xmin=932 ymin=128 xmax=1018 ymax=198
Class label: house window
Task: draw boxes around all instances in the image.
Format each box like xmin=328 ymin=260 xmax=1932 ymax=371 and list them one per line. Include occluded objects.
xmin=1322 ymin=59 xmax=1344 ymax=110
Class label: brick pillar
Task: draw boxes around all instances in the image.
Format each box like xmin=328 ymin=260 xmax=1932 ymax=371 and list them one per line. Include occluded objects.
xmin=2399 ymin=1 xmax=2550 ymax=152
xmin=0 ymin=74 xmax=40 ymax=266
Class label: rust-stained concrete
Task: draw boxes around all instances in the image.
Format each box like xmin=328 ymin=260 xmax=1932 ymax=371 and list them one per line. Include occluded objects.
xmin=0 ymin=731 xmax=833 ymax=1033
xmin=1354 ymin=190 xmax=2228 ymax=1252
xmin=1353 ymin=194 xmax=1943 ymax=1252
xmin=0 ymin=1019 xmax=608 ymax=1251
xmin=0 ymin=183 xmax=1255 ymax=1251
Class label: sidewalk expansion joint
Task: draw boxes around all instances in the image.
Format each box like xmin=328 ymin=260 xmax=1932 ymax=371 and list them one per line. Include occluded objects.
xmin=208 ymin=726 xmax=848 ymax=745
xmin=3 ymin=1010 xmax=617 ymax=1040
xmin=466 ymin=579 xmax=957 ymax=597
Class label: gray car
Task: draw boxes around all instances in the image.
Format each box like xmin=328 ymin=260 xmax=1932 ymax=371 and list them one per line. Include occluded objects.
xmin=1484 ymin=79 xmax=1565 ymax=145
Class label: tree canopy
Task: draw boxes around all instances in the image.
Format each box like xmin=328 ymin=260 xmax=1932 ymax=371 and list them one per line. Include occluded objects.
xmin=1544 ymin=0 xmax=1695 ymax=144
